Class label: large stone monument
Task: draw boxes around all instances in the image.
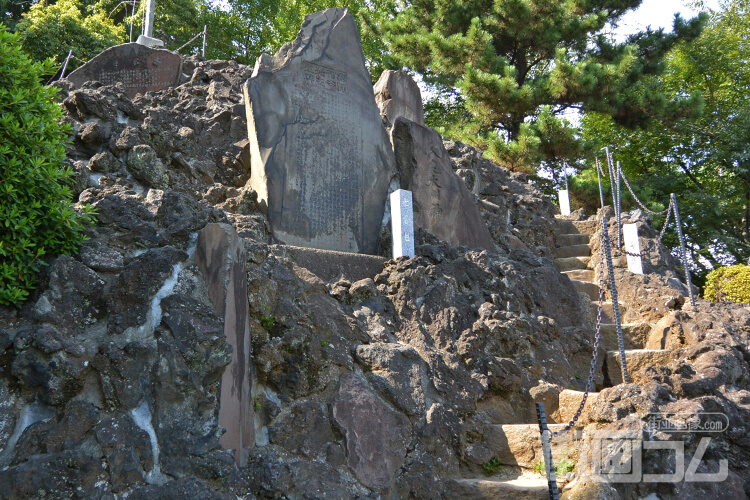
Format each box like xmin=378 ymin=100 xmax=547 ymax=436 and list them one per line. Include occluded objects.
xmin=243 ymin=8 xmax=396 ymax=254
xmin=390 ymin=117 xmax=496 ymax=251
xmin=66 ymin=43 xmax=181 ymax=98
xmin=195 ymin=223 xmax=253 ymax=466
xmin=373 ymin=70 xmax=425 ymax=126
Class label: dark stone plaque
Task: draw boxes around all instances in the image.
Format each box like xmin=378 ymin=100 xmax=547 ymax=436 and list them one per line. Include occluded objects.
xmin=66 ymin=43 xmax=181 ymax=98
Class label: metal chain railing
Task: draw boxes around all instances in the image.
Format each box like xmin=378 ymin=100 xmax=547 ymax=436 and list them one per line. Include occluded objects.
xmin=602 ymin=216 xmax=630 ymax=383
xmin=551 ymin=235 xmax=606 ymax=439
xmin=618 ymin=165 xmax=671 ymax=216
xmin=620 ymin=196 xmax=674 ymax=258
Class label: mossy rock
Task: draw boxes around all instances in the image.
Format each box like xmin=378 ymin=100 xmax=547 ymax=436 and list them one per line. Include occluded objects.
xmin=704 ymin=264 xmax=750 ymax=304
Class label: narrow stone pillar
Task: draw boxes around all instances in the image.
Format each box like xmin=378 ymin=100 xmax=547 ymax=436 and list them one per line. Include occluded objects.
xmin=622 ymin=223 xmax=644 ymax=274
xmin=390 ymin=189 xmax=415 ymax=259
xmin=558 ymin=189 xmax=571 ymax=216
xmin=195 ymin=223 xmax=253 ymax=466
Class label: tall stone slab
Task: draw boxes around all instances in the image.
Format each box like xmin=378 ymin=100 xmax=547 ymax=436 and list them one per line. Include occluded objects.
xmin=623 ymin=223 xmax=644 ymax=274
xmin=243 ymin=9 xmax=396 ymax=254
xmin=66 ymin=43 xmax=181 ymax=98
xmin=195 ymin=223 xmax=253 ymax=466
xmin=390 ymin=117 xmax=496 ymax=251
xmin=390 ymin=189 xmax=415 ymax=259
xmin=558 ymin=189 xmax=571 ymax=215
xmin=373 ymin=70 xmax=424 ymax=126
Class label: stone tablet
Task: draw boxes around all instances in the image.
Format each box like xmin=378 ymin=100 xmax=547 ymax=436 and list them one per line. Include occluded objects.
xmin=390 ymin=189 xmax=415 ymax=259
xmin=373 ymin=70 xmax=424 ymax=126
xmin=66 ymin=43 xmax=181 ymax=98
xmin=243 ymin=9 xmax=396 ymax=254
xmin=558 ymin=189 xmax=571 ymax=215
xmin=390 ymin=117 xmax=496 ymax=251
xmin=622 ymin=223 xmax=644 ymax=274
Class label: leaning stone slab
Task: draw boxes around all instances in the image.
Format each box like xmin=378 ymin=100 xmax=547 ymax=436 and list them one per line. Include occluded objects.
xmin=195 ymin=223 xmax=253 ymax=466
xmin=243 ymin=8 xmax=396 ymax=254
xmin=66 ymin=43 xmax=181 ymax=98
xmin=390 ymin=117 xmax=495 ymax=251
xmin=373 ymin=70 xmax=424 ymax=126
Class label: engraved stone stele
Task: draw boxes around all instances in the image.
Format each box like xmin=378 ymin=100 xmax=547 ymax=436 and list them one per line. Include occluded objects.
xmin=390 ymin=117 xmax=496 ymax=251
xmin=390 ymin=189 xmax=415 ymax=259
xmin=558 ymin=189 xmax=571 ymax=215
xmin=243 ymin=8 xmax=396 ymax=255
xmin=373 ymin=70 xmax=424 ymax=126
xmin=66 ymin=43 xmax=181 ymax=98
xmin=195 ymin=223 xmax=253 ymax=466
xmin=622 ymin=223 xmax=644 ymax=274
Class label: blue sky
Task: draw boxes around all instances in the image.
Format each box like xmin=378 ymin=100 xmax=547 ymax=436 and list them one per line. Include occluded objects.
xmin=617 ymin=0 xmax=721 ymax=37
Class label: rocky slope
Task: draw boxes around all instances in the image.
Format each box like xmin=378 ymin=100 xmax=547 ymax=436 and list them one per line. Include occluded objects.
xmin=0 ymin=52 xmax=749 ymax=500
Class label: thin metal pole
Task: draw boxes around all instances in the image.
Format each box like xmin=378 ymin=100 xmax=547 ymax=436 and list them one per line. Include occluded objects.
xmin=596 ymin=157 xmax=605 ymax=208
xmin=59 ymin=50 xmax=73 ymax=79
xmin=671 ymin=193 xmax=696 ymax=307
xmin=602 ymin=216 xmax=630 ymax=383
xmin=536 ymin=403 xmax=560 ymax=500
xmin=616 ymin=161 xmax=623 ymax=249
xmin=202 ymin=25 xmax=207 ymax=57
xmin=605 ymin=147 xmax=616 ymax=209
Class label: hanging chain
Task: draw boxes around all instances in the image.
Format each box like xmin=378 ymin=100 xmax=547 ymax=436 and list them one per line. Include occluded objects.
xmin=551 ymin=235 xmax=606 ymax=439
xmin=618 ymin=167 xmax=671 ymax=216
xmin=602 ymin=217 xmax=630 ymax=383
xmin=619 ymin=196 xmax=674 ymax=258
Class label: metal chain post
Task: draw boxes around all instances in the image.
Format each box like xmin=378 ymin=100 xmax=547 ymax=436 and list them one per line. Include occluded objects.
xmin=202 ymin=25 xmax=207 ymax=57
xmin=616 ymin=161 xmax=623 ymax=249
xmin=671 ymin=193 xmax=697 ymax=307
xmin=536 ymin=403 xmax=560 ymax=500
xmin=602 ymin=217 xmax=630 ymax=383
xmin=605 ymin=147 xmax=617 ymax=210
xmin=595 ymin=157 xmax=605 ymax=208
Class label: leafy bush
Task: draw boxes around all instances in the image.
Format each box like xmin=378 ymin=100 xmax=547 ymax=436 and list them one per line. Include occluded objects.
xmin=704 ymin=265 xmax=750 ymax=304
xmin=0 ymin=26 xmax=95 ymax=306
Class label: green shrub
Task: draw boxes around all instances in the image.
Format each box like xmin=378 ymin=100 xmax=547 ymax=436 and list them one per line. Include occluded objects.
xmin=704 ymin=265 xmax=750 ymax=304
xmin=0 ymin=25 xmax=95 ymax=306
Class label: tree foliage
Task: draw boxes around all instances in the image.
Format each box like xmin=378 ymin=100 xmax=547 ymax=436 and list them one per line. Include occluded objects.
xmin=377 ymin=0 xmax=706 ymax=170
xmin=578 ymin=0 xmax=750 ymax=277
xmin=15 ymin=0 xmax=126 ymax=73
xmin=0 ymin=25 xmax=95 ymax=305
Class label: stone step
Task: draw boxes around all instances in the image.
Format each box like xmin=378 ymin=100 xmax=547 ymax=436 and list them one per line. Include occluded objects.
xmin=554 ymin=219 xmax=581 ymax=234
xmin=556 ymin=244 xmax=591 ymax=258
xmin=554 ymin=256 xmax=590 ymax=271
xmin=600 ymin=323 xmax=650 ymax=351
xmin=558 ymin=233 xmax=590 ymax=246
xmin=483 ymin=424 xmax=575 ymax=469
xmin=605 ymin=349 xmax=673 ymax=386
xmin=444 ymin=476 xmax=549 ymax=500
xmin=571 ymin=280 xmax=599 ymax=300
xmin=563 ymin=269 xmax=595 ymax=282
xmin=555 ymin=389 xmax=599 ymax=425
xmin=589 ymin=301 xmax=628 ymax=324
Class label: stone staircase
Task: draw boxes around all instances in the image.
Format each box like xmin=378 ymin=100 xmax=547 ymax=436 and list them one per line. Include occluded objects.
xmin=443 ymin=217 xmax=680 ymax=498
xmin=553 ymin=218 xmax=674 ymax=388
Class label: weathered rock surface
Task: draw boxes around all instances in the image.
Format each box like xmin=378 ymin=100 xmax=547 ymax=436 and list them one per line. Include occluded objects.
xmin=391 ymin=117 xmax=496 ymax=252
xmin=374 ymin=69 xmax=425 ymax=125
xmin=243 ymin=8 xmax=396 ymax=254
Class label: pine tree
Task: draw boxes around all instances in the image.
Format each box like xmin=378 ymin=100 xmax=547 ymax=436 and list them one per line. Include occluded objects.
xmin=379 ymin=0 xmax=706 ymax=169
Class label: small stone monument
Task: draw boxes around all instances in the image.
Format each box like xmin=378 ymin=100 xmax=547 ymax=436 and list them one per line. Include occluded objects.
xmin=391 ymin=189 xmax=415 ymax=259
xmin=390 ymin=117 xmax=495 ymax=251
xmin=558 ymin=189 xmax=571 ymax=216
xmin=195 ymin=223 xmax=253 ymax=466
xmin=66 ymin=43 xmax=181 ymax=98
xmin=622 ymin=223 xmax=644 ymax=274
xmin=243 ymin=9 xmax=396 ymax=255
xmin=373 ymin=70 xmax=424 ymax=126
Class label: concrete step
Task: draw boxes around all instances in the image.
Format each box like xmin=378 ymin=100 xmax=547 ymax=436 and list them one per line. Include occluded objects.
xmin=555 ymin=389 xmax=599 ymax=425
xmin=563 ymin=269 xmax=595 ymax=282
xmin=483 ymin=424 xmax=575 ymax=469
xmin=444 ymin=476 xmax=549 ymax=499
xmin=605 ymin=349 xmax=673 ymax=386
xmin=554 ymin=256 xmax=590 ymax=271
xmin=571 ymin=280 xmax=599 ymax=300
xmin=589 ymin=301 xmax=628 ymax=324
xmin=556 ymin=244 xmax=591 ymax=258
xmin=558 ymin=233 xmax=590 ymax=246
xmin=600 ymin=323 xmax=650 ymax=351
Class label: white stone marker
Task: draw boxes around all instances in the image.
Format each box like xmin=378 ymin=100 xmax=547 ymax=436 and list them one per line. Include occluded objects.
xmin=558 ymin=189 xmax=571 ymax=215
xmin=623 ymin=223 xmax=644 ymax=274
xmin=136 ymin=0 xmax=165 ymax=47
xmin=391 ymin=189 xmax=415 ymax=259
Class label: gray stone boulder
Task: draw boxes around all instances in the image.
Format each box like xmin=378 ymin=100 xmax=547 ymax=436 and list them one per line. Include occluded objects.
xmin=243 ymin=8 xmax=396 ymax=254
xmin=373 ymin=70 xmax=424 ymax=126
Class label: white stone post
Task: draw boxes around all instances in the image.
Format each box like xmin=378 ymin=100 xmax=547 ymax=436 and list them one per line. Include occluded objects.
xmin=136 ymin=0 xmax=164 ymax=47
xmin=622 ymin=223 xmax=644 ymax=274
xmin=558 ymin=189 xmax=571 ymax=216
xmin=391 ymin=189 xmax=415 ymax=259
